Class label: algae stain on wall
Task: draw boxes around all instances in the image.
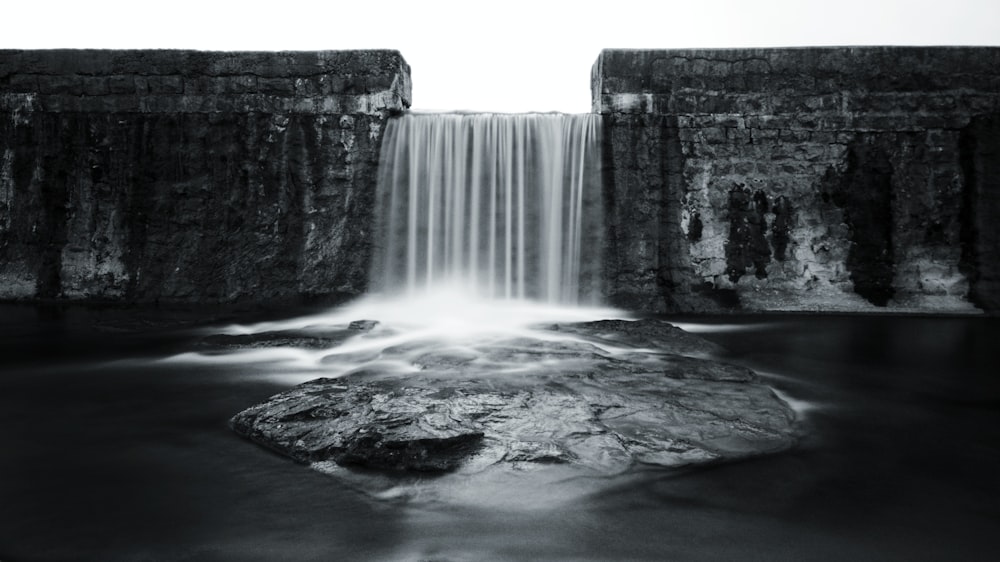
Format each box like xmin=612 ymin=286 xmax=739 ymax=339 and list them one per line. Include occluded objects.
xmin=595 ymin=47 xmax=1000 ymax=313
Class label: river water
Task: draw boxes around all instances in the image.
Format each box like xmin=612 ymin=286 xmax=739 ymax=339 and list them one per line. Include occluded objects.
xmin=1 ymin=304 xmax=997 ymax=561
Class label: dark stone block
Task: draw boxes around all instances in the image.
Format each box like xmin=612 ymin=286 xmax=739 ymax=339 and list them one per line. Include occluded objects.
xmin=258 ymin=77 xmax=295 ymax=95
xmin=40 ymin=75 xmax=84 ymax=95
xmin=6 ymin=74 xmax=38 ymax=92
xmin=81 ymin=76 xmax=110 ymax=96
xmin=107 ymin=75 xmax=135 ymax=94
xmin=147 ymin=75 xmax=184 ymax=94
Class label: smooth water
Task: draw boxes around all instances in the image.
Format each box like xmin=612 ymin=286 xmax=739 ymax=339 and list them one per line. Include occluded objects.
xmin=1 ymin=305 xmax=997 ymax=561
xmin=373 ymin=113 xmax=603 ymax=304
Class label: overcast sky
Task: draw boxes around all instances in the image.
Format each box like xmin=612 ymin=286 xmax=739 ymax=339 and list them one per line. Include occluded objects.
xmin=5 ymin=0 xmax=998 ymax=112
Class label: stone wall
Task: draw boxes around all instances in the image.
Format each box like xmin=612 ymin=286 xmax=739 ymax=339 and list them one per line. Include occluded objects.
xmin=0 ymin=49 xmax=410 ymax=304
xmin=594 ymin=47 xmax=1000 ymax=313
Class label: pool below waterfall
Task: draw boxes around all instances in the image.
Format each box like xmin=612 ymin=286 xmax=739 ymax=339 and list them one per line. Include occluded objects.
xmin=1 ymin=304 xmax=997 ymax=561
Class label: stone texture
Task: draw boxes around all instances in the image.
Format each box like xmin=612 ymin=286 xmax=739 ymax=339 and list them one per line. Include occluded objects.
xmin=229 ymin=319 xmax=796 ymax=499
xmin=960 ymin=114 xmax=1000 ymax=311
xmin=0 ymin=50 xmax=410 ymax=303
xmin=594 ymin=47 xmax=1000 ymax=313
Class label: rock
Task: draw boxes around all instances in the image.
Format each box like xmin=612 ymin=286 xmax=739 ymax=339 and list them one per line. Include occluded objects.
xmin=231 ymin=379 xmax=484 ymax=471
xmin=199 ymin=329 xmax=355 ymax=350
xmin=547 ymin=318 xmax=725 ymax=355
xmin=347 ymin=319 xmax=379 ymax=331
xmin=230 ymin=319 xmax=797 ymax=501
xmin=232 ymin=368 xmax=794 ymax=476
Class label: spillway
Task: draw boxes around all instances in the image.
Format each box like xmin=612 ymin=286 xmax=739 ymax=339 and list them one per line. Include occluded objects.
xmin=372 ymin=113 xmax=603 ymax=305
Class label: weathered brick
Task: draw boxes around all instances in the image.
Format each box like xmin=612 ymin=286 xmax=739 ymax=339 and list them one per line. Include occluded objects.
xmin=107 ymin=75 xmax=134 ymax=94
xmin=147 ymin=75 xmax=184 ymax=94
xmin=39 ymin=75 xmax=83 ymax=95
xmin=751 ymin=128 xmax=780 ymax=142
xmin=258 ymin=77 xmax=295 ymax=95
xmin=133 ymin=76 xmax=150 ymax=94
xmin=701 ymin=127 xmax=727 ymax=144
xmin=227 ymin=75 xmax=258 ymax=94
xmin=6 ymin=74 xmax=38 ymax=92
xmin=294 ymin=77 xmax=321 ymax=97
xmin=82 ymin=76 xmax=110 ymax=96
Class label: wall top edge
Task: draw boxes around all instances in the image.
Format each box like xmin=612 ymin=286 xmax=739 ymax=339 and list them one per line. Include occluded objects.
xmin=0 ymin=48 xmax=407 ymax=58
xmin=591 ymin=46 xmax=1000 ymax=113
xmin=0 ymin=49 xmax=411 ymax=78
xmin=593 ymin=46 xmax=1000 ymax=77
xmin=597 ymin=46 xmax=1000 ymax=56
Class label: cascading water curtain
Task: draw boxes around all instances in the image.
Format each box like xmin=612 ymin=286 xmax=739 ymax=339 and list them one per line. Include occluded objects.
xmin=372 ymin=113 xmax=603 ymax=305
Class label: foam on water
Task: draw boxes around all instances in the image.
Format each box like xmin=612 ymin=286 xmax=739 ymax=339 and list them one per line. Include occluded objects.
xmin=171 ymin=287 xmax=630 ymax=381
xmin=670 ymin=322 xmax=781 ymax=334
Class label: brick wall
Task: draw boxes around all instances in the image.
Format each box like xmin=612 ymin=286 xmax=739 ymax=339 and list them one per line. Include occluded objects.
xmin=0 ymin=50 xmax=410 ymax=303
xmin=594 ymin=47 xmax=1000 ymax=313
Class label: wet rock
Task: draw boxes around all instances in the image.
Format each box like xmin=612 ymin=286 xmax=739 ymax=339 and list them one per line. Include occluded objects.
xmin=547 ymin=318 xmax=724 ymax=355
xmin=199 ymin=329 xmax=354 ymax=350
xmin=230 ymin=319 xmax=795 ymax=497
xmin=231 ymin=379 xmax=484 ymax=471
xmin=654 ymin=353 xmax=758 ymax=382
xmin=348 ymin=319 xmax=379 ymax=331
xmin=232 ymin=367 xmax=794 ymax=478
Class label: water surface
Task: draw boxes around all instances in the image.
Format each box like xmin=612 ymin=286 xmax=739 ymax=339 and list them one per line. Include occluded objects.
xmin=1 ymin=305 xmax=997 ymax=561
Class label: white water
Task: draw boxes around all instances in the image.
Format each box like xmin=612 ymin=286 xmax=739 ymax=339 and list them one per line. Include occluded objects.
xmin=169 ymin=113 xmax=624 ymax=377
xmin=168 ymin=286 xmax=626 ymax=382
xmin=373 ymin=113 xmax=604 ymax=305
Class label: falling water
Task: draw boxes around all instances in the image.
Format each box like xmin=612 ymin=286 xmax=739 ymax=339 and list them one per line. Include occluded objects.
xmin=372 ymin=113 xmax=603 ymax=305
xmin=168 ymin=112 xmax=619 ymax=376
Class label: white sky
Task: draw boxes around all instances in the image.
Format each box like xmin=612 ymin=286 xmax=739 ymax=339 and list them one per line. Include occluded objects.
xmin=5 ymin=0 xmax=999 ymax=112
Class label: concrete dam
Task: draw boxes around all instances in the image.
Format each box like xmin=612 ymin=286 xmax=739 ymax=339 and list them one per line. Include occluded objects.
xmin=1 ymin=47 xmax=998 ymax=313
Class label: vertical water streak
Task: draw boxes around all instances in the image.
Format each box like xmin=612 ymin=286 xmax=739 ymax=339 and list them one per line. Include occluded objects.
xmin=516 ymin=122 xmax=526 ymax=299
xmin=406 ymin=119 xmax=418 ymax=291
xmin=373 ymin=113 xmax=602 ymax=305
xmin=487 ymin=119 xmax=498 ymax=298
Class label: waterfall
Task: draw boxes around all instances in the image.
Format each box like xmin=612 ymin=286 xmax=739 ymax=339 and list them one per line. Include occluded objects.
xmin=373 ymin=113 xmax=603 ymax=305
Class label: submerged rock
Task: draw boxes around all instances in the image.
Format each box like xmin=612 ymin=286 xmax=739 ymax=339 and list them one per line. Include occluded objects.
xmin=347 ymin=319 xmax=379 ymax=331
xmin=229 ymin=318 xmax=798 ymax=502
xmin=199 ymin=329 xmax=354 ymax=350
xmin=548 ymin=318 xmax=725 ymax=355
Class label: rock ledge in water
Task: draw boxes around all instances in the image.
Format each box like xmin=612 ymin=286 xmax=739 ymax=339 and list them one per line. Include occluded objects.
xmin=229 ymin=319 xmax=797 ymax=499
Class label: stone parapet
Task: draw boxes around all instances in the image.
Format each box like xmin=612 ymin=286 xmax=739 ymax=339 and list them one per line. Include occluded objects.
xmin=1 ymin=49 xmax=411 ymax=113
